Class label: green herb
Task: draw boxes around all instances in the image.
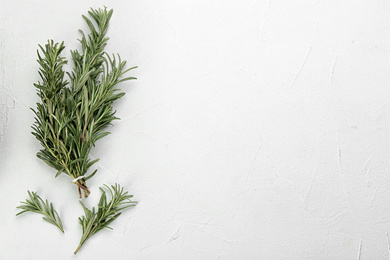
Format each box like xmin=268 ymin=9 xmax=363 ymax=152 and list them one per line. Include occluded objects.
xmin=31 ymin=7 xmax=137 ymax=197
xmin=74 ymin=183 xmax=137 ymax=254
xmin=16 ymin=191 xmax=64 ymax=233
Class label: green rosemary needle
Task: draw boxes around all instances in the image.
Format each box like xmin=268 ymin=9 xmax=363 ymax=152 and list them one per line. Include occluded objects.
xmin=74 ymin=183 xmax=137 ymax=254
xmin=16 ymin=191 xmax=64 ymax=233
xmin=31 ymin=7 xmax=137 ymax=197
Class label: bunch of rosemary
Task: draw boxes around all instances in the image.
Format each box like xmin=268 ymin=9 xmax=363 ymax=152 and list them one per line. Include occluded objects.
xmin=31 ymin=7 xmax=136 ymax=197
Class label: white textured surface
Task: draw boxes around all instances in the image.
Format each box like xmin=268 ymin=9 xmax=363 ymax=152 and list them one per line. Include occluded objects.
xmin=1 ymin=0 xmax=390 ymax=259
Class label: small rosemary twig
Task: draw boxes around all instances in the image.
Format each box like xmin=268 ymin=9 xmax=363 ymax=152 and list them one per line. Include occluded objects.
xmin=74 ymin=183 xmax=137 ymax=254
xmin=16 ymin=191 xmax=64 ymax=233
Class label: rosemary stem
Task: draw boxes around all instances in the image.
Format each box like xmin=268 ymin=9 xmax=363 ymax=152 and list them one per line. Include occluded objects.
xmin=74 ymin=244 xmax=82 ymax=254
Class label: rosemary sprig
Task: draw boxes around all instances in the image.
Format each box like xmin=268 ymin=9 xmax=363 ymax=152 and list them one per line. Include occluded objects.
xmin=16 ymin=191 xmax=64 ymax=233
xmin=74 ymin=183 xmax=137 ymax=254
xmin=31 ymin=7 xmax=137 ymax=197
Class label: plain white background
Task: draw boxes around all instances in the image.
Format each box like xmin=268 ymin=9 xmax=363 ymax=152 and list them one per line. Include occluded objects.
xmin=1 ymin=0 xmax=390 ymax=259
